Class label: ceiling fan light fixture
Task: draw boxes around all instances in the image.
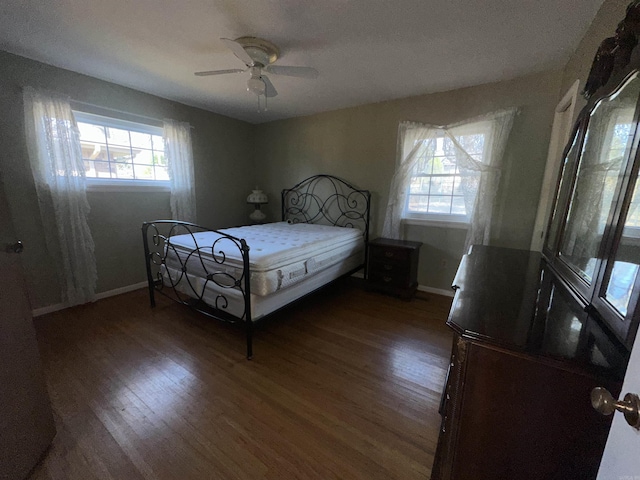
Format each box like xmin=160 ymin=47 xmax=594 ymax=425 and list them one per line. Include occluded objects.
xmin=195 ymin=36 xmax=315 ymax=106
xmin=247 ymin=75 xmax=266 ymax=96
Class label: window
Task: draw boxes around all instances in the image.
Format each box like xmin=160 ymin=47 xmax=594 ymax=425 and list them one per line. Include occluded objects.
xmin=383 ymin=111 xmax=515 ymax=242
xmin=403 ymin=122 xmax=489 ymax=225
xmin=73 ymin=111 xmax=169 ymax=189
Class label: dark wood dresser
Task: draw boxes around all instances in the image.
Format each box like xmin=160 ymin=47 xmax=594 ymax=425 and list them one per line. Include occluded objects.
xmin=431 ymin=245 xmax=628 ymax=480
xmin=366 ymin=237 xmax=421 ymax=298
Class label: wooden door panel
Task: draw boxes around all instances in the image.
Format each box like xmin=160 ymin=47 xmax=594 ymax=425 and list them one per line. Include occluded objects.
xmin=0 ymin=179 xmax=55 ymax=480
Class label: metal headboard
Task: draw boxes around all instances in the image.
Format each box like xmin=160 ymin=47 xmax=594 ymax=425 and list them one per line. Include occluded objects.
xmin=281 ymin=174 xmax=371 ymax=246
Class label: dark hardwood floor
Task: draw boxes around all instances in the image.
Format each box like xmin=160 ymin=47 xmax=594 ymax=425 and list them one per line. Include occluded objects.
xmin=29 ymin=278 xmax=453 ymax=480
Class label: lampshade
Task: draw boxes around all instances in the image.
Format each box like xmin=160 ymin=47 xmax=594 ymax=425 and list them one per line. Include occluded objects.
xmin=247 ymin=189 xmax=268 ymax=204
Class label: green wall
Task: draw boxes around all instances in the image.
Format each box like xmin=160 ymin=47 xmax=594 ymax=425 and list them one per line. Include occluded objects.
xmin=253 ymin=70 xmax=562 ymax=291
xmin=1 ymin=0 xmax=622 ymax=307
xmin=0 ymin=50 xmax=255 ymax=309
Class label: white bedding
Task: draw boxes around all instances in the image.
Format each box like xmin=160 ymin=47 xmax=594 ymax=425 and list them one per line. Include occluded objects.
xmin=164 ymin=251 xmax=363 ymax=320
xmin=163 ymin=222 xmax=364 ymax=297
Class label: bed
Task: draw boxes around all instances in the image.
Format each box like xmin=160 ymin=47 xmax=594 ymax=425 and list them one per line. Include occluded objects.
xmin=142 ymin=174 xmax=371 ymax=358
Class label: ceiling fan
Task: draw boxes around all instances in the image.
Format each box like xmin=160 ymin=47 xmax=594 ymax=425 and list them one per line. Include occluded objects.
xmin=195 ymin=37 xmax=318 ymax=101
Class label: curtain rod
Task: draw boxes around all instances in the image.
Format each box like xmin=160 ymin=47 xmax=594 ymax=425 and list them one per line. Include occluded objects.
xmin=70 ymin=100 xmax=195 ymax=129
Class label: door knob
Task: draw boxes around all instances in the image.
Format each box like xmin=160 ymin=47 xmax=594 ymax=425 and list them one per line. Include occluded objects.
xmin=5 ymin=240 xmax=24 ymax=254
xmin=591 ymin=387 xmax=640 ymax=429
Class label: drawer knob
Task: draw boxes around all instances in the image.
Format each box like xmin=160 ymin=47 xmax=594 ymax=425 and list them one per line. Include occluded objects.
xmin=383 ymin=264 xmax=393 ymax=271
xmin=384 ymin=251 xmax=394 ymax=258
xmin=383 ymin=276 xmax=392 ymax=283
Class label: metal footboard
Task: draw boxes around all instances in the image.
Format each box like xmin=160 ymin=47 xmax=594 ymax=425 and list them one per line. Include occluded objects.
xmin=141 ymin=220 xmax=254 ymax=358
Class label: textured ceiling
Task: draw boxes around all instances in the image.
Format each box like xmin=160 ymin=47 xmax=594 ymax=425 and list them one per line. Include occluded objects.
xmin=0 ymin=0 xmax=604 ymax=123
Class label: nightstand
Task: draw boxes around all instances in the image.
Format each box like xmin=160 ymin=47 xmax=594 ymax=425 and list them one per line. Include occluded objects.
xmin=366 ymin=238 xmax=422 ymax=299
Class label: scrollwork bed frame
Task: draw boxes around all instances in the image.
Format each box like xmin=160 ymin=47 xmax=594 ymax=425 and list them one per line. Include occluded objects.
xmin=142 ymin=174 xmax=371 ymax=359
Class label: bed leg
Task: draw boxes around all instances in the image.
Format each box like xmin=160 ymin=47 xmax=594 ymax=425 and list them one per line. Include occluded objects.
xmin=148 ymin=283 xmax=156 ymax=308
xmin=142 ymin=223 xmax=157 ymax=309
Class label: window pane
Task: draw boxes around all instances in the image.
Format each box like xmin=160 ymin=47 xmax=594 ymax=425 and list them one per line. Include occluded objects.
xmin=134 ymin=163 xmax=155 ymax=180
xmin=452 ymin=196 xmax=466 ymax=215
xmin=88 ymin=160 xmax=112 ymax=178
xmin=458 ymin=134 xmax=485 ymax=156
xmin=440 ymin=156 xmax=457 ymax=175
xmin=108 ymin=145 xmax=132 ymax=164
xmin=112 ymin=162 xmax=133 ymax=179
xmin=106 ymin=127 xmax=132 ymax=147
xmin=152 ymin=135 xmax=164 ymax=151
xmin=153 ymin=152 xmax=167 ymax=166
xmin=130 ymin=131 xmax=153 ymax=149
xmin=409 ymin=176 xmax=430 ymax=194
xmin=428 ymin=196 xmax=452 ymax=214
xmin=78 ymin=122 xmax=107 ymax=143
xmin=131 ymin=148 xmax=154 ymax=165
xmin=414 ymin=155 xmax=434 ymax=175
xmin=80 ymin=142 xmax=108 ymax=161
xmin=155 ymin=166 xmax=170 ymax=181
xmin=430 ymin=175 xmax=454 ymax=196
xmin=407 ymin=195 xmax=429 ymax=213
xmin=452 ymin=175 xmax=464 ymax=196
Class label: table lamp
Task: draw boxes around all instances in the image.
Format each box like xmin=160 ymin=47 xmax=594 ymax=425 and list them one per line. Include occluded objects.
xmin=247 ymin=188 xmax=268 ymax=223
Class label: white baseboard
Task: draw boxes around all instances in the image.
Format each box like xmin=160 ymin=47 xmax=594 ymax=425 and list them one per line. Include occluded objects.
xmin=32 ymin=276 xmax=455 ymax=317
xmin=417 ymin=285 xmax=455 ymax=298
xmin=32 ymin=302 xmax=68 ymax=317
xmin=352 ymin=272 xmax=454 ymax=298
xmin=94 ymin=281 xmax=147 ymax=301
xmin=32 ymin=281 xmax=148 ymax=317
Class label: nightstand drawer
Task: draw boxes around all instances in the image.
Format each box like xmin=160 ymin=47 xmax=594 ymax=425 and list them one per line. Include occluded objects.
xmin=369 ymin=260 xmax=410 ymax=277
xmin=369 ymin=246 xmax=411 ymax=264
xmin=368 ymin=270 xmax=413 ymax=288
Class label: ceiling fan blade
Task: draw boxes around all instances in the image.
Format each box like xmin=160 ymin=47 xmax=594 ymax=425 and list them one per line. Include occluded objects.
xmin=264 ymin=65 xmax=318 ymax=79
xmin=194 ymin=69 xmax=245 ymax=76
xmin=262 ymin=75 xmax=278 ymax=98
xmin=221 ymin=38 xmax=254 ymax=66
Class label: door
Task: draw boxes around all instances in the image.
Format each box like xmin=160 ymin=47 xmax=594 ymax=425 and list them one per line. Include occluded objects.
xmin=0 ymin=178 xmax=55 ymax=479
xmin=597 ymin=325 xmax=640 ymax=479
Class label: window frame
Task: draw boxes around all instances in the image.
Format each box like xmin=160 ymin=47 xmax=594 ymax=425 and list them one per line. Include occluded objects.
xmin=73 ymin=110 xmax=170 ymax=192
xmin=401 ymin=121 xmax=490 ymax=226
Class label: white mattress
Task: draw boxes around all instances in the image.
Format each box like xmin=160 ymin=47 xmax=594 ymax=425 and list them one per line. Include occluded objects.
xmin=164 ymin=222 xmax=364 ymax=297
xmin=163 ymin=251 xmax=363 ymax=321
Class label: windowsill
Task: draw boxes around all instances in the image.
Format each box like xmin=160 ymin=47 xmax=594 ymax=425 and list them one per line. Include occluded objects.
xmin=402 ymin=217 xmax=469 ymax=229
xmin=86 ymin=178 xmax=171 ymax=193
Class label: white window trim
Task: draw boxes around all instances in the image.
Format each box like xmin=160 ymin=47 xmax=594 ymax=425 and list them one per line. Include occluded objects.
xmin=74 ymin=110 xmax=167 ymax=191
xmin=74 ymin=111 xmax=163 ymax=135
xmin=403 ymin=213 xmax=469 ymax=229
xmin=85 ymin=177 xmax=171 ymax=192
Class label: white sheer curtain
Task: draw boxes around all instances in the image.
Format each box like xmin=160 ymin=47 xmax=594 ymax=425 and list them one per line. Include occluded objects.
xmin=382 ymin=109 xmax=517 ymax=251
xmin=23 ymin=87 xmax=97 ymax=306
xmin=164 ymin=119 xmax=196 ymax=222
xmin=382 ymin=122 xmax=436 ymax=238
